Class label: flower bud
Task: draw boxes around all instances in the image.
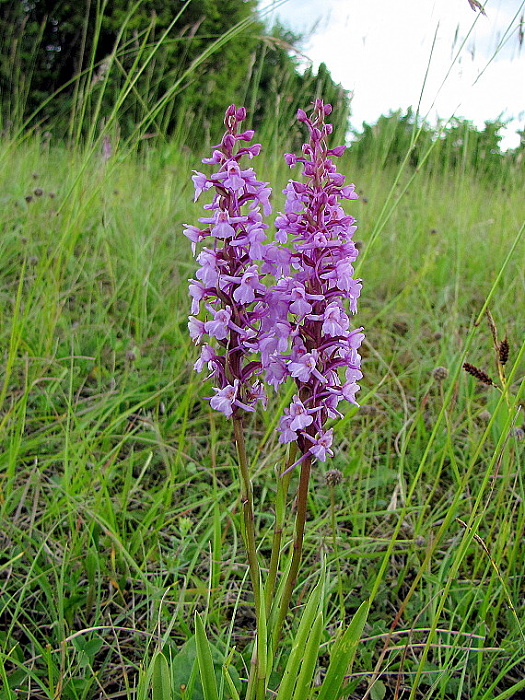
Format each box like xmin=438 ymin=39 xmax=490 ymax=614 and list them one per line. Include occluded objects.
xmin=296 ymin=108 xmax=308 ymax=122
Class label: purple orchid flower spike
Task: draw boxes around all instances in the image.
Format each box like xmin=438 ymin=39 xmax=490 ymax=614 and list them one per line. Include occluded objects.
xmin=186 ymin=100 xmax=364 ymax=458
xmin=263 ymin=99 xmax=365 ymax=463
xmin=185 ymin=99 xmax=366 ymax=659
xmin=185 ymin=105 xmax=278 ymax=418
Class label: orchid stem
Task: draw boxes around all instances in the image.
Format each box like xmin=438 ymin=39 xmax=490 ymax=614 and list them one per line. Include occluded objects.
xmin=265 ymin=443 xmax=296 ymax=617
xmin=273 ymin=452 xmax=312 ymax=647
xmin=233 ymin=416 xmax=261 ymax=609
xmin=232 ymin=416 xmax=263 ymax=700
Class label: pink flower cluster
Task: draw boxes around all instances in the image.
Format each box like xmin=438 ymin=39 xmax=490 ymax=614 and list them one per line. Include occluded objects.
xmin=260 ymin=100 xmax=364 ymax=461
xmin=186 ymin=101 xmax=364 ymax=462
xmin=185 ymin=105 xmax=281 ymax=417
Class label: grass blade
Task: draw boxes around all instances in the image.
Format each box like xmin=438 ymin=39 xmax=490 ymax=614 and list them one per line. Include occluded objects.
xmin=291 ymin=610 xmax=324 ymax=700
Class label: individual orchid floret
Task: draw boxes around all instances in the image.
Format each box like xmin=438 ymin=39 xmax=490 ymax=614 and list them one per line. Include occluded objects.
xmin=304 ymin=429 xmax=334 ymax=462
xmin=321 ymin=301 xmax=350 ymax=337
xmin=209 ymin=383 xmax=238 ymax=417
xmin=204 ymin=306 xmax=232 ymax=341
xmin=278 ymin=395 xmax=318 ymax=443
xmin=288 ymin=350 xmax=326 ymax=384
xmin=209 ymin=380 xmax=256 ymax=417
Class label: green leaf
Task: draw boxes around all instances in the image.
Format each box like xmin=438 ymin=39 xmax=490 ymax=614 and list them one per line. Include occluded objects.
xmin=256 ymin=570 xmax=268 ymax=692
xmin=275 ymin=584 xmax=322 ymax=700
xmin=370 ymin=680 xmax=387 ymax=700
xmin=169 ymin=635 xmax=240 ymax=700
xmin=171 ymin=637 xmax=199 ymax=699
xmin=194 ymin=613 xmax=220 ymax=700
xmin=291 ymin=610 xmax=324 ymax=700
xmin=72 ymin=635 xmax=104 ymax=670
xmin=152 ymin=651 xmax=173 ymax=700
xmin=222 ymin=665 xmax=241 ymax=700
xmin=72 ymin=635 xmax=104 ymax=659
xmin=316 ymin=599 xmax=370 ymax=700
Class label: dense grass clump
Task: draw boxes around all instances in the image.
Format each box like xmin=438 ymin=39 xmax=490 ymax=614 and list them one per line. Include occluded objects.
xmin=0 ymin=130 xmax=524 ymax=700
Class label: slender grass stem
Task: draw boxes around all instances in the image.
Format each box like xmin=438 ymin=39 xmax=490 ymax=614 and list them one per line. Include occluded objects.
xmin=329 ymin=483 xmax=345 ymax=621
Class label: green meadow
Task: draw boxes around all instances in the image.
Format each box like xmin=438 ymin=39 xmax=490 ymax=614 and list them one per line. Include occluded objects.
xmin=0 ymin=128 xmax=524 ymax=699
xmin=1 ymin=3 xmax=525 ymax=698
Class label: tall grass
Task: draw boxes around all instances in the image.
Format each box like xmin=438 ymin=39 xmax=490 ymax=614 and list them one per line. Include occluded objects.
xmin=1 ymin=4 xmax=525 ymax=700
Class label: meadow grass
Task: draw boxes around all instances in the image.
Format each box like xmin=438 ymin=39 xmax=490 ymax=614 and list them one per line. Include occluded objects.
xmin=0 ymin=124 xmax=524 ymax=700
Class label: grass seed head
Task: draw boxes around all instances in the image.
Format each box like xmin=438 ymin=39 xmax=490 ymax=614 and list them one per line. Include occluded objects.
xmin=359 ymin=404 xmax=379 ymax=417
xmin=498 ymin=337 xmax=509 ymax=365
xmin=463 ymin=362 xmax=495 ymax=386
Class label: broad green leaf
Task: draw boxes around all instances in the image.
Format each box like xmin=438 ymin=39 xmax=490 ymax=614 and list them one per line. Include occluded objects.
xmin=370 ymin=679 xmax=387 ymax=700
xmin=152 ymin=651 xmax=173 ymax=700
xmin=291 ymin=610 xmax=324 ymax=700
xmin=194 ymin=613 xmax=220 ymax=700
xmin=275 ymin=584 xmax=322 ymax=700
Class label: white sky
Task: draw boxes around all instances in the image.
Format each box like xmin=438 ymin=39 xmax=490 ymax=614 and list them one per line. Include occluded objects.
xmin=260 ymin=0 xmax=525 ymax=150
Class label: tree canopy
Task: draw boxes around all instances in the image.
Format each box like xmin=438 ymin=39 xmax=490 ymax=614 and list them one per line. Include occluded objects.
xmin=349 ymin=109 xmax=523 ymax=182
xmin=0 ymin=0 xmax=351 ymax=145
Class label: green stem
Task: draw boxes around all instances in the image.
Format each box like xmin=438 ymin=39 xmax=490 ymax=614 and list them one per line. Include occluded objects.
xmin=233 ymin=416 xmax=261 ymax=610
xmin=232 ymin=416 xmax=263 ymax=700
xmin=273 ymin=452 xmax=312 ymax=647
xmin=265 ymin=443 xmax=296 ymax=617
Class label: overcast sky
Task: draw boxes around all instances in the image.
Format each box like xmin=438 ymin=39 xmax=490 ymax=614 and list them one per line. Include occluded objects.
xmin=260 ymin=0 xmax=525 ymax=149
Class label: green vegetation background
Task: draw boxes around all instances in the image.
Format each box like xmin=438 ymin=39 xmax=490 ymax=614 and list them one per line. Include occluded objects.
xmin=0 ymin=2 xmax=524 ymax=699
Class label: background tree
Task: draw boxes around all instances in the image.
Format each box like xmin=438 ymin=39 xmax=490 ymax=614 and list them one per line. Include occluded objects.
xmin=0 ymin=0 xmax=260 ymax=138
xmin=349 ymin=109 xmax=435 ymax=170
xmin=0 ymin=1 xmax=351 ymax=147
xmin=349 ymin=109 xmax=519 ymax=183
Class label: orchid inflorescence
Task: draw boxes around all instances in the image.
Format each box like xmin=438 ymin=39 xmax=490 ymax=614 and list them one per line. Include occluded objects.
xmin=185 ymin=100 xmax=363 ymax=464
